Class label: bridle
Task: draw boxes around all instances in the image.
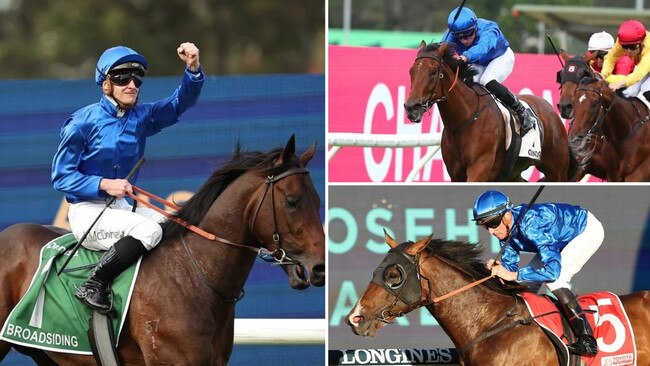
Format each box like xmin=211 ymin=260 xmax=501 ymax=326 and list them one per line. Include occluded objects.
xmin=412 ymin=53 xmax=460 ymax=112
xmin=128 ymin=165 xmax=310 ymax=266
xmin=250 ymin=166 xmax=310 ymax=265
xmin=574 ymin=85 xmax=613 ymax=138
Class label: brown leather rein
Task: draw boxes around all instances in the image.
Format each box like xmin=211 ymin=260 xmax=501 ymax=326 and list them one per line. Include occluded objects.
xmin=126 ymin=166 xmax=310 ymax=264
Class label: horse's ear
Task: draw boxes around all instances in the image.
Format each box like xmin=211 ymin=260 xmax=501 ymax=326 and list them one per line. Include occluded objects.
xmin=299 ymin=142 xmax=317 ymax=167
xmin=277 ymin=134 xmax=297 ymax=165
xmin=384 ymin=229 xmax=398 ymax=249
xmin=438 ymin=42 xmax=448 ymax=56
xmin=560 ymin=49 xmax=570 ymax=62
xmin=405 ymin=234 xmax=433 ymax=256
xmin=584 ymin=51 xmax=596 ymax=62
xmin=418 ymin=40 xmax=426 ymax=51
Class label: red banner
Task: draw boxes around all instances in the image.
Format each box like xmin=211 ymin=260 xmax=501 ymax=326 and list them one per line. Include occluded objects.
xmin=328 ymin=45 xmax=598 ymax=182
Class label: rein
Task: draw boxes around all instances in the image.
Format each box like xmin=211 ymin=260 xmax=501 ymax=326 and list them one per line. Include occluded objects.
xmin=414 ymin=53 xmax=491 ymax=135
xmin=126 ymin=166 xmax=310 ymax=265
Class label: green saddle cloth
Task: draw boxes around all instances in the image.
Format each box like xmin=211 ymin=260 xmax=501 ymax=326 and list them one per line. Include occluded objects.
xmin=0 ymin=233 xmax=140 ymax=354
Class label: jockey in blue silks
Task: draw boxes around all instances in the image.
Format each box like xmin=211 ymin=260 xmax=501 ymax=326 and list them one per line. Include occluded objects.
xmin=442 ymin=6 xmax=536 ymax=135
xmin=52 ymin=43 xmax=205 ymax=314
xmin=473 ymin=190 xmax=604 ymax=357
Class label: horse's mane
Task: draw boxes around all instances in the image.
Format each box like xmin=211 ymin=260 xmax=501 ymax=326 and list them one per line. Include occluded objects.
xmin=421 ymin=42 xmax=479 ymax=85
xmin=425 ymin=238 xmax=527 ymax=295
xmin=161 ymin=144 xmax=294 ymax=240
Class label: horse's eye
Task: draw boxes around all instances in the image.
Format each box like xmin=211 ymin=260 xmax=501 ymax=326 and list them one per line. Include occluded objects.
xmin=286 ymin=195 xmax=299 ymax=209
xmin=384 ymin=266 xmax=403 ymax=288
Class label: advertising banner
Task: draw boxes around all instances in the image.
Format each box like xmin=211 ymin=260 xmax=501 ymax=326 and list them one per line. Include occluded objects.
xmin=328 ymin=185 xmax=650 ymax=350
xmin=328 ymin=45 xmax=586 ymax=183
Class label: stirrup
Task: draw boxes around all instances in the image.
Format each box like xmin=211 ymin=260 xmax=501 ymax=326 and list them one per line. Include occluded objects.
xmin=567 ymin=336 xmax=598 ymax=357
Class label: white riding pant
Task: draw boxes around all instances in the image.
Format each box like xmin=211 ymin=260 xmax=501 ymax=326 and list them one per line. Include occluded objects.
xmin=527 ymin=211 xmax=604 ymax=291
xmin=622 ymin=73 xmax=650 ymax=99
xmin=471 ymin=48 xmax=516 ymax=85
xmin=68 ymin=198 xmax=166 ymax=251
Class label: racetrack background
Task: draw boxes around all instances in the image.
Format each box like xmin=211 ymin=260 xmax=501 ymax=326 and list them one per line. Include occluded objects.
xmin=327 ymin=46 xmax=600 ymax=183
xmin=0 ymin=74 xmax=325 ymax=365
xmin=328 ymin=185 xmax=650 ymax=351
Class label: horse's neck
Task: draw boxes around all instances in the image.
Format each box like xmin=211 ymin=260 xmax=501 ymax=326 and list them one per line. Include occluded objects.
xmin=423 ymin=256 xmax=517 ymax=348
xmin=189 ymin=174 xmax=262 ymax=294
xmin=437 ymin=84 xmax=481 ymax=130
xmin=605 ymin=97 xmax=644 ymax=143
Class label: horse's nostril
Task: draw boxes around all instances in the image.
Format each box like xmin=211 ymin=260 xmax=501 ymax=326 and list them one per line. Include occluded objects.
xmin=313 ymin=264 xmax=325 ymax=277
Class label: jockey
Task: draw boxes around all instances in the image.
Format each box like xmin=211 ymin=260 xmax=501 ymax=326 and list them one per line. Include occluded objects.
xmin=602 ymin=20 xmax=650 ymax=102
xmin=586 ymin=31 xmax=634 ymax=77
xmin=442 ymin=6 xmax=536 ymax=135
xmin=51 ymin=43 xmax=205 ymax=314
xmin=472 ymin=190 xmax=604 ymax=357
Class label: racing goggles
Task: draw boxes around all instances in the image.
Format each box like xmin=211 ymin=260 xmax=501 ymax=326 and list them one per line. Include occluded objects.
xmin=595 ymin=51 xmax=607 ymax=59
xmin=455 ymin=28 xmax=476 ymax=41
xmin=109 ymin=71 xmax=144 ymax=87
xmin=621 ymin=43 xmax=640 ymax=51
xmin=477 ymin=214 xmax=504 ymax=229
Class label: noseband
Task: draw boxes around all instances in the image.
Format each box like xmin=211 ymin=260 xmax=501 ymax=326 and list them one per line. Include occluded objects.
xmin=250 ymin=166 xmax=310 ymax=265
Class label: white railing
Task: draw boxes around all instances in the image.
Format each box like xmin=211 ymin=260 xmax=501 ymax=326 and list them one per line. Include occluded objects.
xmin=234 ymin=318 xmax=325 ymax=345
xmin=327 ymin=133 xmax=443 ymax=182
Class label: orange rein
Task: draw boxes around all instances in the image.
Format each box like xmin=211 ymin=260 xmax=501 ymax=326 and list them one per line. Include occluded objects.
xmin=432 ymin=274 xmax=494 ymax=303
xmin=126 ymin=185 xmax=248 ymax=249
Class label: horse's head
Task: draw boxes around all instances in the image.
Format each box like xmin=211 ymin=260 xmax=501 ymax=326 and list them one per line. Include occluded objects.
xmin=250 ymin=135 xmax=325 ymax=289
xmin=568 ymin=77 xmax=609 ymax=165
xmin=557 ymin=49 xmax=595 ymax=119
xmin=346 ymin=230 xmax=433 ymax=337
xmin=404 ymin=41 xmax=455 ymax=123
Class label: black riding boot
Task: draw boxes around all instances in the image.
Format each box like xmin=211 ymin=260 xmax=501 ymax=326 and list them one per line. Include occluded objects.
xmin=553 ymin=288 xmax=598 ymax=356
xmin=74 ymin=236 xmax=147 ymax=314
xmin=485 ymin=80 xmax=537 ymax=135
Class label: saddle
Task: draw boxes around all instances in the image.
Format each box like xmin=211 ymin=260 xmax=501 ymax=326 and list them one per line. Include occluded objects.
xmin=0 ymin=233 xmax=139 ymax=362
xmin=520 ymin=291 xmax=637 ymax=366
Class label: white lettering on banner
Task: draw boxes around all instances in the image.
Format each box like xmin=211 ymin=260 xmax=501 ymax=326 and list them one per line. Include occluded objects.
xmin=6 ymin=323 xmax=79 ymax=347
xmin=589 ymin=298 xmax=626 ymax=353
xmin=363 ymin=83 xmax=443 ymax=182
xmin=364 ymin=83 xmax=393 ymax=182
xmin=340 ymin=348 xmax=454 ymax=365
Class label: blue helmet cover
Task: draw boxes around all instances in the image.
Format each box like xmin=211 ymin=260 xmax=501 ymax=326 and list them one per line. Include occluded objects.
xmin=473 ymin=190 xmax=512 ymax=223
xmin=447 ymin=7 xmax=478 ymax=35
xmin=95 ymin=46 xmax=148 ymax=86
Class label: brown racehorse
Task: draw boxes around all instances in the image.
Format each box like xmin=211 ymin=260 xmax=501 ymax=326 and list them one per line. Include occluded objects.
xmin=556 ymin=50 xmax=617 ymax=181
xmin=346 ymin=232 xmax=650 ymax=365
xmin=404 ymin=41 xmax=576 ymax=182
xmin=0 ymin=135 xmax=325 ymax=365
xmin=571 ymin=77 xmax=650 ymax=181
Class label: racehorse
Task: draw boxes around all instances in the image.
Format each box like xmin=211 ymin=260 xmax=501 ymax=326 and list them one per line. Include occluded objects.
xmin=346 ymin=231 xmax=650 ymax=365
xmin=404 ymin=41 xmax=576 ymax=182
xmin=556 ymin=50 xmax=617 ymax=181
xmin=571 ymin=77 xmax=650 ymax=181
xmin=0 ymin=135 xmax=325 ymax=365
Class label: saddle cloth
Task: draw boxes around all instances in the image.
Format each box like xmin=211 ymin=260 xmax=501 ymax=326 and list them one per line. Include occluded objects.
xmin=495 ymin=99 xmax=542 ymax=160
xmin=520 ymin=291 xmax=637 ymax=366
xmin=0 ymin=233 xmax=141 ymax=354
